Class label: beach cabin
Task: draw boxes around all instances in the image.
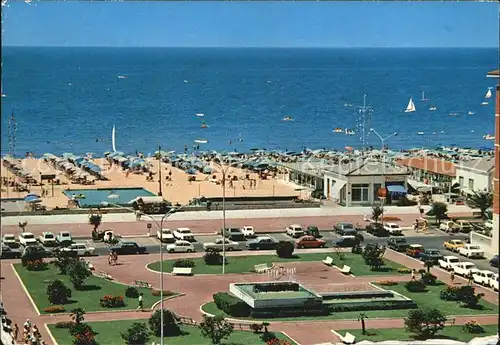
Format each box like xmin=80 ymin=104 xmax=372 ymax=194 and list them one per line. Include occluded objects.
xmin=323 ymin=159 xmax=409 ymax=206
xmin=396 ymin=157 xmax=456 ymax=194
xmin=453 ymin=157 xmax=495 ymax=195
xmin=280 ymin=160 xmax=325 ymax=195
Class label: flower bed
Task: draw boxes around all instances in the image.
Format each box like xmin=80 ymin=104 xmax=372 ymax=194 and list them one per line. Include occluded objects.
xmin=376 ymin=281 xmax=398 ymax=286
xmin=397 ymin=268 xmax=412 ymax=274
xmin=151 ymin=289 xmax=175 ymax=297
xmin=99 ymin=294 xmax=125 ymax=308
xmin=44 ymin=306 xmax=66 ymax=313
xmin=24 ymin=259 xmax=49 ymax=271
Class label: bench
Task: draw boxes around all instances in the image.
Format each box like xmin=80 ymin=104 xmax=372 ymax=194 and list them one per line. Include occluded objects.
xmin=135 ymin=280 xmax=152 ymax=288
xmin=322 ymin=256 xmax=334 ymax=266
xmin=172 ymin=267 xmax=193 ymax=276
xmin=98 ymin=270 xmax=113 ymax=280
xmin=446 ymin=317 xmax=456 ymax=325
xmin=254 ymin=264 xmax=270 ymax=273
xmin=339 ymin=265 xmax=351 ymax=274
xmin=331 ymin=330 xmax=356 ymax=344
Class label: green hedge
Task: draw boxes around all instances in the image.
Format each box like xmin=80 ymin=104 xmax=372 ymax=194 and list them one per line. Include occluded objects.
xmin=250 ymin=306 xmax=328 ymax=319
xmin=325 ymin=300 xmax=417 ymax=312
xmin=213 ymin=292 xmax=250 ymax=317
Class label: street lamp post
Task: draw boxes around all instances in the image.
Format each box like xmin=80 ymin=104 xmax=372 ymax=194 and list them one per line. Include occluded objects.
xmin=369 ymin=128 xmax=398 ymax=226
xmin=158 ymin=145 xmax=163 ymax=197
xmin=101 ymin=200 xmax=185 ymax=345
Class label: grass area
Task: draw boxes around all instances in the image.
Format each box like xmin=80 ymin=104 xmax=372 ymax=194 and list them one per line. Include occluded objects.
xmin=48 ymin=320 xmax=296 ymax=345
xmin=336 ymin=325 xmax=499 ymax=342
xmin=147 ymin=252 xmax=405 ymax=275
xmin=14 ymin=263 xmax=166 ymax=313
xmin=202 ymin=281 xmax=498 ymax=322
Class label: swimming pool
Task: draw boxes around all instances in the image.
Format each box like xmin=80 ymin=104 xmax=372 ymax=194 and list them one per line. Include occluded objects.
xmin=63 ymin=187 xmax=156 ymax=208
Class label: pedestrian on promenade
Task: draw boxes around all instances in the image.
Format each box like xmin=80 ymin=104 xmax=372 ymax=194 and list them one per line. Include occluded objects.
xmin=411 ymin=269 xmax=416 ymax=281
xmin=414 ymin=219 xmax=419 ymax=233
xmin=12 ymin=323 xmax=18 ymax=341
xmin=467 ymin=272 xmax=474 ymax=286
xmin=136 ymin=293 xmax=144 ymax=311
xmin=450 ymin=271 xmax=455 ymax=284
xmin=108 ymin=252 xmax=113 ymax=266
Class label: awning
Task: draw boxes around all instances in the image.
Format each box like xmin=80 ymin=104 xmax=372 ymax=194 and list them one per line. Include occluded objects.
xmin=387 ymin=185 xmax=407 ymax=194
xmin=331 ymin=180 xmax=347 ymax=199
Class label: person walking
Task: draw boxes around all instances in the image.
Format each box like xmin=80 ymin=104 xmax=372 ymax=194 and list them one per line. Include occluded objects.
xmin=12 ymin=323 xmax=19 ymax=341
xmin=136 ymin=293 xmax=144 ymax=311
xmin=450 ymin=271 xmax=455 ymax=285
xmin=411 ymin=269 xmax=417 ymax=281
xmin=467 ymin=272 xmax=474 ymax=286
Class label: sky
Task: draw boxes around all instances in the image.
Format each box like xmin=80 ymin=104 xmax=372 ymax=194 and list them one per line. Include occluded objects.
xmin=1 ymin=1 xmax=499 ymax=48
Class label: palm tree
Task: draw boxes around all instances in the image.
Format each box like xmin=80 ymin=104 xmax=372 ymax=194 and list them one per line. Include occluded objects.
xmin=358 ymin=313 xmax=368 ymax=335
xmin=372 ymin=206 xmax=383 ymax=224
xmin=466 ymin=191 xmax=493 ymax=219
xmin=88 ymin=214 xmax=102 ymax=231
xmin=70 ymin=308 xmax=85 ymax=324
xmin=430 ymin=202 xmax=447 ymax=225
xmin=423 ymin=260 xmax=434 ymax=273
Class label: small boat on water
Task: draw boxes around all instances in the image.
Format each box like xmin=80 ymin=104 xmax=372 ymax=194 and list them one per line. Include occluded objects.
xmin=344 ymin=103 xmax=352 ymax=107
xmin=421 ymin=91 xmax=429 ymax=101
xmin=195 ymin=113 xmax=205 ymax=117
xmin=481 ymin=88 xmax=492 ymax=105
xmin=404 ymin=98 xmax=416 ymax=113
xmin=282 ymin=116 xmax=294 ymax=121
xmin=201 ymin=121 xmax=209 ymax=128
xmin=117 ymin=75 xmax=127 ymax=79
xmin=468 ymin=111 xmax=475 ymax=115
xmin=483 ymin=134 xmax=494 ymax=140
xmin=417 ymin=132 xmax=425 ymax=135
xmin=194 ymin=139 xmax=208 ymax=144
xmin=449 ymin=112 xmax=459 ymax=116
xmin=345 ymin=129 xmax=356 ymax=136
xmin=429 ymin=106 xmax=437 ymax=111
xmin=333 ymin=127 xmax=344 ymax=133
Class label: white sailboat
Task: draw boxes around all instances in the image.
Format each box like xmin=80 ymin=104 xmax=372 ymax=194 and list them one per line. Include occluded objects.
xmin=429 ymin=106 xmax=437 ymax=111
xmin=481 ymin=88 xmax=492 ymax=105
xmin=112 ymin=125 xmax=117 ymax=152
xmin=404 ymin=98 xmax=416 ymax=113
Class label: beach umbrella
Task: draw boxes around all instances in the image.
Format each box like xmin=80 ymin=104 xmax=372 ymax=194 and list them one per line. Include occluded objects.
xmin=344 ymin=146 xmax=354 ymax=152
xmin=26 ymin=192 xmax=41 ymax=198
xmin=25 ymin=195 xmax=42 ymax=203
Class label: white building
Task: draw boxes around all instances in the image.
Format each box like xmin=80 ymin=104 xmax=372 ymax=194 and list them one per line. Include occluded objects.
xmin=454 ymin=157 xmax=495 ymax=195
xmin=323 ymin=160 xmax=409 ymax=206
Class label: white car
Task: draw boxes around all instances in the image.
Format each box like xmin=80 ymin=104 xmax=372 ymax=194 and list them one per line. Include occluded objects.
xmin=203 ymin=238 xmax=239 ymax=252
xmin=241 ymin=226 xmax=255 ymax=238
xmin=60 ymin=243 xmax=96 ymax=256
xmin=453 ymin=262 xmax=479 ymax=276
xmin=458 ymin=245 xmax=484 ymax=258
xmin=166 ymin=240 xmax=195 ymax=253
xmin=438 ymin=256 xmax=461 ymax=270
xmin=484 ymin=220 xmax=493 ymax=229
xmin=38 ymin=232 xmax=57 ymax=247
xmin=18 ymin=232 xmax=37 ymax=246
xmin=439 ymin=221 xmax=460 ymax=233
xmin=384 ymin=223 xmax=403 ymax=235
xmin=157 ymin=229 xmax=175 ymax=243
xmin=472 ymin=270 xmax=496 ymax=286
xmin=489 ymin=274 xmax=498 ymax=291
xmin=2 ymin=234 xmax=18 ymax=247
xmin=286 ymin=224 xmax=305 ymax=238
xmin=173 ymin=228 xmax=195 ymax=241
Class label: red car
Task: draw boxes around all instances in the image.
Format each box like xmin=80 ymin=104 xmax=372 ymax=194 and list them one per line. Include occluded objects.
xmin=296 ymin=236 xmax=326 ymax=249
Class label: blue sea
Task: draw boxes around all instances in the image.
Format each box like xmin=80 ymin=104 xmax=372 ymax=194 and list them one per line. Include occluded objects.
xmin=1 ymin=47 xmax=497 ymax=157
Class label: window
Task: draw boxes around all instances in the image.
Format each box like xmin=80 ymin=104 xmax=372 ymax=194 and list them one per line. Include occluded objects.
xmin=468 ymin=179 xmax=474 ymax=190
xmin=459 ymin=176 xmax=464 ymax=186
xmin=352 ymin=184 xmax=369 ymax=202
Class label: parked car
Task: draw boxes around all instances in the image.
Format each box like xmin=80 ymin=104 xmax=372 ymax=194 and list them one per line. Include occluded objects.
xmin=304 ymin=226 xmax=320 ymax=238
xmin=157 ymin=229 xmax=175 ymax=243
xmin=166 ymin=240 xmax=195 ymax=253
xmin=489 ymin=255 xmax=499 ymax=268
xmin=38 ymin=232 xmax=57 ymax=247
xmin=443 ymin=239 xmax=465 ymax=252
xmin=384 ymin=223 xmax=403 ymax=236
xmin=241 ymin=226 xmax=256 ymax=238
xmin=296 ymin=236 xmax=326 ymax=249
xmin=60 ymin=243 xmax=96 ymax=256
xmin=246 ymin=236 xmax=278 ymax=250
xmin=438 ymin=255 xmax=461 ymax=270
xmin=334 ymin=222 xmax=357 ymax=236
xmin=203 ymin=238 xmax=239 ymax=252
xmin=286 ymin=224 xmax=305 ymax=238
xmin=440 ymin=221 xmax=460 ymax=233
xmin=221 ymin=228 xmax=246 ymax=241
xmin=109 ymin=241 xmax=147 ymax=255
xmin=457 ymin=245 xmax=484 ymax=258
xmin=366 ymin=223 xmax=389 ymax=237
xmin=387 ymin=238 xmax=409 ymax=252
xmin=56 ymin=231 xmax=73 ymax=246
xmin=2 ymin=234 xmax=20 ymax=248
xmin=419 ymin=249 xmax=443 ymax=263
xmin=406 ymin=244 xmax=424 ymax=258
xmin=22 ymin=245 xmax=49 ymax=260
xmin=174 ymin=228 xmax=195 ymax=242
xmin=489 ymin=274 xmax=499 ymax=291
xmin=472 ymin=270 xmax=496 ymax=286
xmin=455 ymin=220 xmax=472 ymax=233
xmin=1 ymin=245 xmax=22 ymax=259
xmin=484 ymin=219 xmax=493 ymax=229
xmin=18 ymin=232 xmax=37 ymax=246
xmin=333 ymin=235 xmax=360 ymax=248
xmin=453 ymin=262 xmax=479 ymax=276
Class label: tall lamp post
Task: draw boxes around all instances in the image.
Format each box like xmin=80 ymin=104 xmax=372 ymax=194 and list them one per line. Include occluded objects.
xmin=100 ymin=199 xmax=186 ymax=345
xmin=212 ymin=157 xmax=236 ymax=275
xmin=369 ymin=128 xmax=398 ymax=225
xmin=157 ymin=145 xmax=163 ymax=197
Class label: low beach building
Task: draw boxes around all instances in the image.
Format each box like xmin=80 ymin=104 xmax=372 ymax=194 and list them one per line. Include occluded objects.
xmin=396 ymin=157 xmax=455 ymax=193
xmin=323 ymin=159 xmax=409 ymax=206
xmin=454 ymin=157 xmax=495 ymax=195
xmin=281 ymin=160 xmax=326 ymax=192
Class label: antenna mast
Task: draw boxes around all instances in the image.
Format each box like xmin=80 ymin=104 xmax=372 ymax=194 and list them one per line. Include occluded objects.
xmin=355 ymin=94 xmax=373 ymax=147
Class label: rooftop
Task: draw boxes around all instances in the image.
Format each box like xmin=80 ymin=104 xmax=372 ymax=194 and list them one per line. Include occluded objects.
xmin=325 ymin=159 xmax=408 ymax=176
xmin=487 ymin=69 xmax=500 ymax=78
xmin=396 ymin=157 xmax=456 ymax=177
xmin=455 ymin=157 xmax=495 ymax=174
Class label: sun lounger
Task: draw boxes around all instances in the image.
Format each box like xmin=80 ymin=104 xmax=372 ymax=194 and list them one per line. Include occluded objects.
xmin=339 ymin=265 xmax=351 ymax=274
xmin=254 ymin=264 xmax=270 ymax=273
xmin=172 ymin=267 xmax=193 ymax=276
xmin=322 ymin=256 xmax=334 ymax=266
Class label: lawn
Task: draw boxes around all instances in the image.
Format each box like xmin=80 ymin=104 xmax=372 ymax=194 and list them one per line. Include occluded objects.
xmin=201 ymin=281 xmax=498 ymax=322
xmin=48 ymin=320 xmax=297 ymax=345
xmin=147 ymin=252 xmax=405 ymax=275
xmin=335 ymin=325 xmax=499 ymax=342
xmin=14 ymin=263 xmax=169 ymax=313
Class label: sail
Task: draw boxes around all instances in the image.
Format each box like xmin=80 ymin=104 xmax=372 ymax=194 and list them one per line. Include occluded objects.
xmin=485 ymin=89 xmax=492 ymax=99
xmin=112 ymin=125 xmax=116 ymax=152
xmin=405 ymin=98 xmax=416 ymax=113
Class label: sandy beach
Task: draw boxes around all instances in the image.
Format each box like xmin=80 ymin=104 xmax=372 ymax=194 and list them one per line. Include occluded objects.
xmin=0 ymin=157 xmax=301 ymax=209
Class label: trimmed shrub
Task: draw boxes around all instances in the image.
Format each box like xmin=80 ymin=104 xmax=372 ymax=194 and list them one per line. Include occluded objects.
xmin=261 ymin=332 xmax=278 ymax=342
xmin=47 ymin=279 xmax=72 ymax=305
xmin=99 ymin=295 xmax=125 ymax=308
xmin=213 ymin=292 xmax=250 ymax=317
xmin=405 ymin=280 xmax=427 ymax=292
xmin=44 ymin=306 xmax=66 ymax=313
xmin=440 ymin=286 xmax=484 ymax=308
xmin=54 ymin=321 xmax=75 ymax=329
xmin=351 ymin=244 xmax=363 ymax=254
xmin=421 ymin=272 xmax=437 ymax=285
xmin=151 ymin=289 xmax=175 ymax=297
xmin=173 ymin=259 xmax=195 ymax=268
xmin=276 ymin=241 xmax=294 ymax=258
xmin=462 ymin=321 xmax=484 ymax=334
xmin=376 ymin=280 xmax=398 ymax=286
xmin=398 ymin=268 xmax=412 ymax=274
xmin=149 ymin=309 xmax=181 ymax=337
xmin=203 ymin=252 xmax=225 ymax=265
xmin=250 ymin=323 xmax=264 ymax=333
xmin=25 ymin=259 xmax=48 ymax=271
xmin=120 ymin=322 xmax=151 ymax=345
xmin=125 ymin=287 xmax=139 ymax=299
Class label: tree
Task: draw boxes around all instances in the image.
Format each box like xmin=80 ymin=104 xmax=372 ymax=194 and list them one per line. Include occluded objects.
xmin=68 ymin=260 xmax=91 ymax=290
xmin=404 ymin=308 xmax=446 ymax=339
xmin=423 ymin=260 xmax=434 ymax=273
xmin=148 ymin=309 xmax=180 ymax=337
xmin=466 ymin=191 xmax=493 ymax=219
xmin=361 ymin=244 xmax=385 ymax=270
xmin=121 ymin=322 xmax=151 ymax=345
xmin=430 ymin=202 xmax=448 ymax=225
xmin=371 ymin=206 xmax=383 ymax=224
xmin=358 ymin=313 xmax=368 ymax=335
xmin=455 ymin=286 xmax=484 ymax=308
xmin=53 ymin=249 xmax=79 ymax=274
xmin=276 ymin=241 xmax=294 ymax=258
xmin=88 ymin=213 xmax=102 ymax=232
xmin=46 ymin=279 xmax=72 ymax=305
xmin=18 ymin=221 xmax=28 ymax=233
xmin=204 ymin=252 xmax=224 ymax=265
xmin=199 ymin=315 xmax=234 ymax=345
xmin=70 ymin=308 xmax=85 ymax=324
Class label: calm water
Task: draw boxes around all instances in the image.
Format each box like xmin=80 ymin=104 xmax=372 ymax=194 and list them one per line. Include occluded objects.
xmin=1 ymin=47 xmax=497 ymax=156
